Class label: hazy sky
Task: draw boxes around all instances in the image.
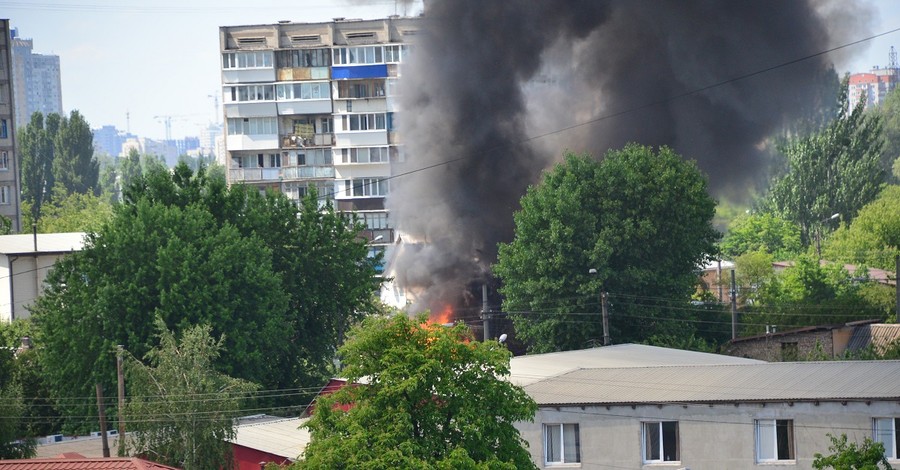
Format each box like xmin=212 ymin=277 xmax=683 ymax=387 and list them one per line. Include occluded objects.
xmin=2 ymin=0 xmax=899 ymax=141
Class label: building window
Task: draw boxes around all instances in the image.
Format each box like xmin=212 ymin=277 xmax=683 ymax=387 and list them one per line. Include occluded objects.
xmin=384 ymin=44 xmax=411 ymax=63
xmin=0 ymin=119 xmax=7 ymax=139
xmin=0 ymin=151 xmax=8 ymax=171
xmin=225 ymin=84 xmax=275 ymax=102
xmin=756 ymin=419 xmax=794 ymax=462
xmin=341 ymin=113 xmax=386 ymax=131
xmin=339 ymin=146 xmax=389 ymax=164
xmin=333 ymin=46 xmax=384 ymax=65
xmin=363 ymin=212 xmax=388 ymax=230
xmin=276 ymin=82 xmax=330 ymax=100
xmin=275 ymin=48 xmax=330 ymax=68
xmin=643 ymin=421 xmax=679 ymax=463
xmin=346 ymin=178 xmax=387 ymax=197
xmin=544 ymin=423 xmax=580 ymax=465
xmin=222 ymin=51 xmax=273 ymax=69
xmin=227 ymin=117 xmax=277 ymax=135
xmin=337 ymin=79 xmax=386 ymax=99
xmin=0 ymin=186 xmax=10 ymax=205
xmin=875 ymin=418 xmax=899 ymax=460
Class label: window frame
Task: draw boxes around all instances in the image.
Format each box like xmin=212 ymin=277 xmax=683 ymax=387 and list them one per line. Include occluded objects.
xmin=642 ymin=421 xmax=679 ymax=464
xmin=756 ymin=419 xmax=795 ymax=463
xmin=543 ymin=423 xmax=581 ymax=466
xmin=0 ymin=185 xmax=10 ymax=205
xmin=874 ymin=418 xmax=899 ymax=461
xmin=0 ymin=151 xmax=8 ymax=171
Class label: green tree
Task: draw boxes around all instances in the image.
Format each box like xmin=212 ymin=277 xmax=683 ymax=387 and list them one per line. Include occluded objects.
xmin=51 ymin=110 xmax=98 ymax=196
xmin=874 ymin=87 xmax=900 ymax=184
xmin=822 ymin=185 xmax=900 ymax=271
xmin=494 ymin=146 xmax=719 ymax=352
xmin=32 ymin=164 xmax=380 ymax=430
xmin=18 ymin=112 xmax=57 ymax=220
xmin=812 ymin=433 xmax=891 ymax=470
xmin=126 ymin=319 xmax=257 ymax=469
xmin=22 ymin=187 xmax=113 ymax=233
xmin=295 ymin=314 xmax=537 ymax=470
xmin=0 ymin=349 xmax=36 ymax=459
xmin=734 ymin=250 xmax=776 ymax=304
xmin=742 ymin=256 xmax=888 ymax=334
xmin=720 ymin=212 xmax=802 ymax=259
xmin=768 ymin=81 xmax=885 ymax=246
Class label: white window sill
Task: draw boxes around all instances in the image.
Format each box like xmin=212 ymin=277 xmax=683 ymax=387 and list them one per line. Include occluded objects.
xmin=756 ymin=460 xmax=797 ymax=466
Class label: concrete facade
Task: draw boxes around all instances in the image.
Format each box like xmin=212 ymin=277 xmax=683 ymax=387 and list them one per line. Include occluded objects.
xmin=518 ymin=401 xmax=898 ymax=470
xmin=0 ymin=20 xmax=21 ymax=232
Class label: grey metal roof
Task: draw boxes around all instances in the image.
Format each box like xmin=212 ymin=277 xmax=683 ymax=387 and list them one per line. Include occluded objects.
xmin=523 ymin=361 xmax=900 ymax=406
xmin=508 ymin=344 xmax=762 ymax=386
xmin=227 ymin=417 xmax=310 ymax=460
xmin=847 ymin=324 xmax=900 ymax=353
xmin=0 ymin=232 xmax=86 ymax=255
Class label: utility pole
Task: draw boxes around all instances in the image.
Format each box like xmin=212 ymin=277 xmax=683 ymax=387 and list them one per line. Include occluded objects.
xmin=481 ymin=284 xmax=491 ymax=341
xmin=601 ymin=291 xmax=610 ymax=346
xmin=96 ymin=384 xmax=110 ymax=458
xmin=895 ymin=254 xmax=899 ymax=321
xmin=731 ymin=269 xmax=737 ymax=340
xmin=116 ymin=345 xmax=126 ymax=456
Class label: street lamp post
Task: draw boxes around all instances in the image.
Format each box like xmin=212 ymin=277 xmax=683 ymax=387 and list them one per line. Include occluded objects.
xmin=588 ymin=269 xmax=610 ymax=346
xmin=815 ymin=213 xmax=840 ymax=259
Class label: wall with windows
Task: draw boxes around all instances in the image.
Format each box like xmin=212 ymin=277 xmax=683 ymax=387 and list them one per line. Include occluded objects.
xmin=518 ymin=401 xmax=900 ymax=469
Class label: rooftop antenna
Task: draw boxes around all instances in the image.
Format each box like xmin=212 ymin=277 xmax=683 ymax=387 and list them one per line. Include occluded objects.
xmin=126 ymin=109 xmax=130 ymax=134
xmin=891 ymin=46 xmax=898 ymax=70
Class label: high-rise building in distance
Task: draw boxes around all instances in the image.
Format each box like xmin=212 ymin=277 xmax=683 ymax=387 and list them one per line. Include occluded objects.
xmin=10 ymin=28 xmax=63 ymax=127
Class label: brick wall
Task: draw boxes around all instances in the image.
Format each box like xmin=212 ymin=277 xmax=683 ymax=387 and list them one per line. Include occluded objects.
xmin=727 ymin=330 xmax=834 ymax=361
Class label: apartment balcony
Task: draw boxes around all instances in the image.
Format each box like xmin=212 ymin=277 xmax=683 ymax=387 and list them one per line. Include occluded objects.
xmin=229 ymin=168 xmax=282 ymax=182
xmin=281 ymin=133 xmax=334 ymax=149
xmin=360 ymin=228 xmax=394 ymax=244
xmin=281 ymin=166 xmax=335 ymax=179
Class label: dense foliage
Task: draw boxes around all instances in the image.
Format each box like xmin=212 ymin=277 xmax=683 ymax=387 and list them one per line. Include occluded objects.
xmin=295 ymin=314 xmax=537 ymax=469
xmin=495 ymin=146 xmax=721 ymax=352
xmin=812 ymin=434 xmax=891 ymax=470
xmin=719 ymin=212 xmax=802 ymax=260
xmin=822 ymin=185 xmax=900 ymax=271
xmin=125 ymin=319 xmax=257 ymax=470
xmin=32 ymin=164 xmax=382 ymax=431
xmin=0 ymin=349 xmax=35 ymax=459
xmin=767 ymin=83 xmax=885 ymax=245
xmin=18 ymin=111 xmax=98 ymax=220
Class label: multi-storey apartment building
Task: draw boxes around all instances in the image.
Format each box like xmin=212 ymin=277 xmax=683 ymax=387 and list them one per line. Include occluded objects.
xmin=0 ymin=19 xmax=22 ymax=232
xmin=10 ymin=28 xmax=63 ymax=128
xmin=219 ymin=17 xmax=418 ymax=266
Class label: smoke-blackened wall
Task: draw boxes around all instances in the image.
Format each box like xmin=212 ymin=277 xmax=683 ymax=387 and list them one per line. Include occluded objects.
xmin=387 ymin=0 xmax=872 ymax=313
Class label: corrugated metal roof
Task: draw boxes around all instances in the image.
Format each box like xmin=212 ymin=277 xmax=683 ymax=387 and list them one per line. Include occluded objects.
xmin=227 ymin=417 xmax=310 ymax=460
xmin=508 ymin=344 xmax=762 ymax=386
xmin=0 ymin=457 xmax=179 ymax=470
xmin=0 ymin=233 xmax=86 ymax=255
xmin=847 ymin=324 xmax=900 ymax=353
xmin=523 ymin=361 xmax=900 ymax=406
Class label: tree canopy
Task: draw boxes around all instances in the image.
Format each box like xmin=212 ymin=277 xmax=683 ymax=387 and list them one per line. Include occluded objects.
xmin=18 ymin=111 xmax=98 ymax=220
xmin=767 ymin=82 xmax=885 ymax=245
xmin=32 ymin=163 xmax=382 ymax=431
xmin=822 ymin=185 xmax=900 ymax=271
xmin=125 ymin=319 xmax=257 ymax=470
xmin=494 ymin=146 xmax=720 ymax=352
xmin=812 ymin=433 xmax=891 ymax=470
xmin=295 ymin=314 xmax=537 ymax=469
xmin=719 ymin=212 xmax=802 ymax=259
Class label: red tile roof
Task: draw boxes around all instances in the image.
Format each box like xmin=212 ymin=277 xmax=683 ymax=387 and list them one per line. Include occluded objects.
xmin=0 ymin=456 xmax=180 ymax=470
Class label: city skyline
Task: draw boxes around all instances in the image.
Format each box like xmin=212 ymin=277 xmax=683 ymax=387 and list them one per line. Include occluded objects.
xmin=2 ymin=0 xmax=900 ymax=141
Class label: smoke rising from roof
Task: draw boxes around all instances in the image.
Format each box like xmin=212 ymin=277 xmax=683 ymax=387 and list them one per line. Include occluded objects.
xmin=387 ymin=0 xmax=873 ymax=313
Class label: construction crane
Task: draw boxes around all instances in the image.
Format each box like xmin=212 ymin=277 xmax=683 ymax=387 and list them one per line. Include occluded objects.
xmin=153 ymin=113 xmax=207 ymax=141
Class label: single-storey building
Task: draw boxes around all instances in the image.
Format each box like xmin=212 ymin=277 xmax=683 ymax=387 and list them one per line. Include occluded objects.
xmin=727 ymin=320 xmax=900 ymax=361
xmin=510 ymin=344 xmax=900 ymax=470
xmin=0 ymin=232 xmax=85 ymax=322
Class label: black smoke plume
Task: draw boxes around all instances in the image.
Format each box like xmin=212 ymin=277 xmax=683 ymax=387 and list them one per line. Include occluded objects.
xmin=387 ymin=0 xmax=873 ymax=313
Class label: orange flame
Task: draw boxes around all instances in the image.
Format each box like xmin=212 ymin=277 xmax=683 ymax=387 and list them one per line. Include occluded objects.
xmin=427 ymin=304 xmax=454 ymax=326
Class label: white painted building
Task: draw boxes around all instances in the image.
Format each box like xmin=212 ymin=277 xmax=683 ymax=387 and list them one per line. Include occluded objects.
xmin=510 ymin=344 xmax=900 ymax=470
xmin=0 ymin=232 xmax=85 ymax=322
xmin=219 ymin=17 xmax=418 ymax=273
